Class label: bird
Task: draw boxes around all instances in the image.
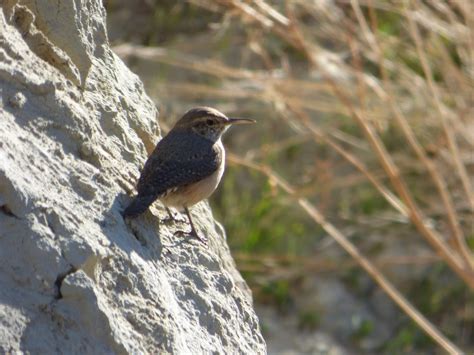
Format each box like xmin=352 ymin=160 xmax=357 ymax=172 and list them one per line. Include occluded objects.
xmin=123 ymin=106 xmax=255 ymax=243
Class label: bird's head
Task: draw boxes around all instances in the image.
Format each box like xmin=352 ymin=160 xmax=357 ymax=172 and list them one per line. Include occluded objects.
xmin=173 ymin=107 xmax=255 ymax=142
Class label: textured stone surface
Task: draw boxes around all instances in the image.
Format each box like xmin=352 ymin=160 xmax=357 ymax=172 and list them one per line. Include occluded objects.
xmin=0 ymin=1 xmax=265 ymax=353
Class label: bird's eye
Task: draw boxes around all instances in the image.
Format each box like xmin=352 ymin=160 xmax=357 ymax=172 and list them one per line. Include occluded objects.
xmin=206 ymin=119 xmax=214 ymax=125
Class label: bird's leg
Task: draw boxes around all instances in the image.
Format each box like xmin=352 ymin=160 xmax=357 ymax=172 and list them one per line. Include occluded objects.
xmin=163 ymin=207 xmax=186 ymax=224
xmin=171 ymin=207 xmax=207 ymax=244
xmin=166 ymin=207 xmax=175 ymax=221
xmin=184 ymin=207 xmax=208 ymax=244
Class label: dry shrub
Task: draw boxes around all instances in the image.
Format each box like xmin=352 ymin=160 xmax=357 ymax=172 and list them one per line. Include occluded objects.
xmin=114 ymin=0 xmax=473 ymax=352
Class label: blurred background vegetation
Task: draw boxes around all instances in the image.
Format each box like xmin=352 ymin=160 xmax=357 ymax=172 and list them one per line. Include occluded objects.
xmin=105 ymin=0 xmax=473 ymax=353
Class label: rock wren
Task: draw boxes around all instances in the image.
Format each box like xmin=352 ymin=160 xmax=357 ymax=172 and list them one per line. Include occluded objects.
xmin=123 ymin=106 xmax=255 ymax=243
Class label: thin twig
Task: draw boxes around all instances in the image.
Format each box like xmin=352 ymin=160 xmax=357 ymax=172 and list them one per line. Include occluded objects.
xmin=228 ymin=152 xmax=463 ymax=354
xmin=404 ymin=1 xmax=474 ymax=212
xmin=358 ymin=0 xmax=474 ymax=271
xmin=282 ymin=2 xmax=474 ymax=286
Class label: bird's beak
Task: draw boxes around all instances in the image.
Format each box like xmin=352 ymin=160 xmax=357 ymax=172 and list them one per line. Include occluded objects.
xmin=226 ymin=117 xmax=256 ymax=125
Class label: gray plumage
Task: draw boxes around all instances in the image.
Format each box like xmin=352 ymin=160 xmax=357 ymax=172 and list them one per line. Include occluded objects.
xmin=123 ymin=130 xmax=221 ymax=218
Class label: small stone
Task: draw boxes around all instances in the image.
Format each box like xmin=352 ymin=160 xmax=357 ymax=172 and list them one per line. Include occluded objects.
xmin=80 ymin=142 xmax=93 ymax=157
xmin=70 ymin=173 xmax=97 ymax=200
xmin=8 ymin=92 xmax=27 ymax=108
xmin=54 ymin=147 xmax=65 ymax=159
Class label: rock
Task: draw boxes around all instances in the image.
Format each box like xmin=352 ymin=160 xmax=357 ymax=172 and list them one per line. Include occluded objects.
xmin=0 ymin=1 xmax=266 ymax=353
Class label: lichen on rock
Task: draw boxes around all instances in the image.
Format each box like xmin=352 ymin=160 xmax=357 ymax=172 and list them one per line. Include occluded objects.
xmin=0 ymin=1 xmax=266 ymax=353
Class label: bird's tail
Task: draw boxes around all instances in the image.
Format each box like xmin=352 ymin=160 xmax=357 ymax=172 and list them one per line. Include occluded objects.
xmin=122 ymin=195 xmax=156 ymax=218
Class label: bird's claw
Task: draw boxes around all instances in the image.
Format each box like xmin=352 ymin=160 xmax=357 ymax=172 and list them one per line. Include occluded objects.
xmin=173 ymin=229 xmax=208 ymax=245
xmin=163 ymin=208 xmax=187 ymax=224
xmin=191 ymin=230 xmax=208 ymax=245
xmin=163 ymin=214 xmax=187 ymax=225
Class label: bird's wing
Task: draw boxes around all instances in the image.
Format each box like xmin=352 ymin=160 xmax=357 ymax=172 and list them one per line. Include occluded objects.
xmin=136 ymin=131 xmax=221 ymax=198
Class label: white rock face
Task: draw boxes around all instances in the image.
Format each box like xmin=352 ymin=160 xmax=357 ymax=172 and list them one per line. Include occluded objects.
xmin=0 ymin=1 xmax=266 ymax=353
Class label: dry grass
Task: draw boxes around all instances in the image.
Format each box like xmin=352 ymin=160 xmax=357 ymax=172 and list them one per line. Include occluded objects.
xmin=113 ymin=0 xmax=473 ymax=352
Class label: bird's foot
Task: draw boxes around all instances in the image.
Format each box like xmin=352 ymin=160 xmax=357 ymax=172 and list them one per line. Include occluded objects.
xmin=173 ymin=229 xmax=208 ymax=245
xmin=191 ymin=230 xmax=208 ymax=245
xmin=163 ymin=208 xmax=187 ymax=224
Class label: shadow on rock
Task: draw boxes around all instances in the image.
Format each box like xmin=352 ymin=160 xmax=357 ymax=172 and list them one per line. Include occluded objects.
xmin=99 ymin=192 xmax=165 ymax=262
